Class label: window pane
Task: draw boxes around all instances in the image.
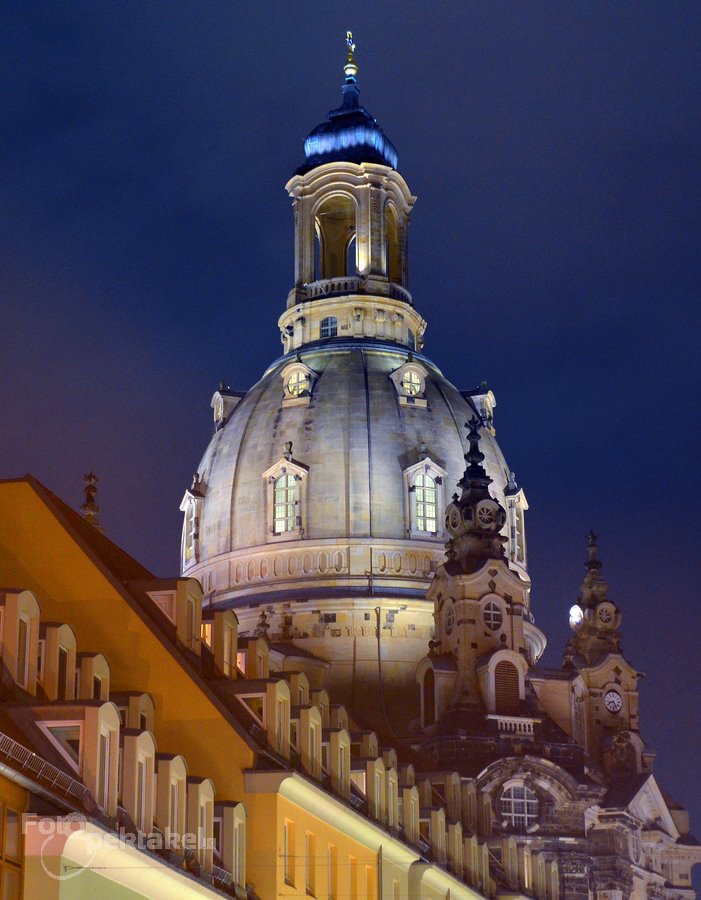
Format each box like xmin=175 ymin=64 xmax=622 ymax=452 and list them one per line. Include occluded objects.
xmin=3 ymin=809 xmax=20 ymax=860
xmin=1 ymin=867 xmax=20 ymax=900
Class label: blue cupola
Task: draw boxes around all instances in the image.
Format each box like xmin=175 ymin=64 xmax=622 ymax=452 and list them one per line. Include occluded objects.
xmin=299 ymin=33 xmax=398 ymax=173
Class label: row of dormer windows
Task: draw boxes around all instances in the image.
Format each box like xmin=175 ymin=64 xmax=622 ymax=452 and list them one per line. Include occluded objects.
xmin=0 ymin=589 xmax=246 ymax=891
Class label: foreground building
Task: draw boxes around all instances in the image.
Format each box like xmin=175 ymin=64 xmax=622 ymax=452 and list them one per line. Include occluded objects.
xmin=1 ymin=37 xmax=697 ymax=900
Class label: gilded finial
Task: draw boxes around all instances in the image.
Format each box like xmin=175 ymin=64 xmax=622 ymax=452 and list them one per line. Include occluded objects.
xmin=344 ymin=31 xmax=358 ymax=81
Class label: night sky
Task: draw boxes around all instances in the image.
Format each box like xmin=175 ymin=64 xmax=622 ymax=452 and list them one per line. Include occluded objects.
xmin=2 ymin=1 xmax=699 ymax=873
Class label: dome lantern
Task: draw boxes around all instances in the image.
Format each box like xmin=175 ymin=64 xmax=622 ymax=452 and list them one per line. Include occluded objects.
xmin=281 ymin=34 xmax=424 ymax=352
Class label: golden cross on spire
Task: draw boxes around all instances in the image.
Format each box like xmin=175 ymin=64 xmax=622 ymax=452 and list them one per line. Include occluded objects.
xmin=344 ymin=31 xmax=358 ymax=80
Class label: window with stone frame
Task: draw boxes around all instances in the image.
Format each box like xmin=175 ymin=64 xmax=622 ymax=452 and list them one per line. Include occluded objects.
xmin=262 ymin=456 xmax=308 ymax=541
xmin=500 ymin=784 xmax=538 ymax=830
xmin=320 ymin=316 xmax=338 ymax=338
xmin=274 ymin=473 xmax=298 ymax=533
xmin=405 ymin=458 xmax=446 ymax=538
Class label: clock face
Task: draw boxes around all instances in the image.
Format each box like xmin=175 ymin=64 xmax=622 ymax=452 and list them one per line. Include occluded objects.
xmin=604 ymin=689 xmax=623 ymax=713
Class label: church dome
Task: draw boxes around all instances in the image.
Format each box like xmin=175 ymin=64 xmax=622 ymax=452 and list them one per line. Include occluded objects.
xmin=180 ymin=37 xmax=530 ymax=725
xmin=185 ymin=339 xmax=522 ymax=607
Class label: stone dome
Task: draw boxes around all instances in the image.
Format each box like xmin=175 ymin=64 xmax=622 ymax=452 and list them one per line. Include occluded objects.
xmin=180 ymin=50 xmax=530 ymax=728
xmin=185 ymin=338 xmax=523 ymax=610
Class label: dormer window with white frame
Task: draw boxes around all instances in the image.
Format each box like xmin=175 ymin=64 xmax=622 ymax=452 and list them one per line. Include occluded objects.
xmin=404 ymin=458 xmax=447 ymax=538
xmin=280 ymin=361 xmax=318 ymax=408
xmin=262 ymin=455 xmax=309 ymax=541
xmin=179 ymin=478 xmax=204 ymax=570
xmin=505 ymin=474 xmax=528 ymax=567
xmin=390 ymin=360 xmax=429 ymax=408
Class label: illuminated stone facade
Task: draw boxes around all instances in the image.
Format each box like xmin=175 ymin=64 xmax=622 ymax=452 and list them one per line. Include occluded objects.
xmin=182 ymin=44 xmax=700 ymax=900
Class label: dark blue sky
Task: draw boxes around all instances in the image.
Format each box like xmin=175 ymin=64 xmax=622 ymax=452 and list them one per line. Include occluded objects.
xmin=2 ymin=1 xmax=699 ymax=869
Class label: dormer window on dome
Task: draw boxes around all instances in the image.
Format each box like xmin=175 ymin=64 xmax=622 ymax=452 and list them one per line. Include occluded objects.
xmin=390 ymin=360 xmax=429 ymax=408
xmin=262 ymin=447 xmax=309 ymax=541
xmin=280 ymin=361 xmax=318 ymax=408
xmin=404 ymin=456 xmax=447 ymax=538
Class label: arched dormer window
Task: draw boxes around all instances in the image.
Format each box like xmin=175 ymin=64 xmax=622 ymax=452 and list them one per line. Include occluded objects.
xmin=500 ymin=783 xmax=538 ymax=830
xmin=320 ymin=316 xmax=338 ymax=339
xmin=262 ymin=455 xmax=309 ymax=542
xmin=404 ymin=457 xmax=447 ymax=538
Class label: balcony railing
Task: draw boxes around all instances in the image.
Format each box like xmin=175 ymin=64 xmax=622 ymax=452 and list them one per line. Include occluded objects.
xmin=303 ymin=277 xmax=412 ymax=305
xmin=486 ymin=715 xmax=540 ymax=736
xmin=305 ymin=277 xmax=364 ymax=298
xmin=0 ymin=730 xmax=90 ymax=803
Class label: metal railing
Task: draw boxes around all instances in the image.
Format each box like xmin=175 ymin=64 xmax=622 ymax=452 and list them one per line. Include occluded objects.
xmin=0 ymin=730 xmax=89 ymax=803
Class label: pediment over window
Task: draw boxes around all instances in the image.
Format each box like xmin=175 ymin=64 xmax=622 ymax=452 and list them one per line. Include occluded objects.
xmin=261 ymin=457 xmax=309 ymax=483
xmin=606 ymin=773 xmax=679 ymax=839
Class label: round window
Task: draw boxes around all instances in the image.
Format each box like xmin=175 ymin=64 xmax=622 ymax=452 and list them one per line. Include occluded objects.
xmin=287 ymin=371 xmax=309 ymax=397
xmin=400 ymin=370 xmax=422 ymax=396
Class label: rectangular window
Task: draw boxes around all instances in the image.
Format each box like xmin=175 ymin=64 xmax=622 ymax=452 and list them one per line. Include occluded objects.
xmin=3 ymin=808 xmax=20 ymax=860
xmin=186 ymin=598 xmax=197 ymax=650
xmin=309 ymin=723 xmax=318 ymax=776
xmin=338 ymin=745 xmax=347 ymax=794
xmin=236 ymin=649 xmax=246 ymax=676
xmin=305 ymin=831 xmax=315 ymax=896
xmin=200 ymin=622 xmax=212 ymax=646
xmin=170 ymin=780 xmax=179 ymax=834
xmin=136 ymin=759 xmax=146 ymax=831
xmin=366 ymin=866 xmax=376 ymax=900
xmin=374 ymin=772 xmax=382 ymax=819
xmin=349 ymin=856 xmax=358 ymax=900
xmin=57 ymin=645 xmax=68 ymax=700
xmin=234 ymin=821 xmax=244 ymax=887
xmin=284 ymin=820 xmax=295 ymax=886
xmin=1 ymin=866 xmax=20 ymax=900
xmin=327 ymin=845 xmax=337 ymax=900
xmin=97 ymin=732 xmax=110 ymax=809
xmin=223 ymin=624 xmax=233 ymax=677
xmin=16 ymin=616 xmax=29 ymax=688
xmin=213 ymin=816 xmax=222 ymax=855
xmin=37 ymin=638 xmax=45 ymax=684
xmin=93 ymin=675 xmax=102 ymax=700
